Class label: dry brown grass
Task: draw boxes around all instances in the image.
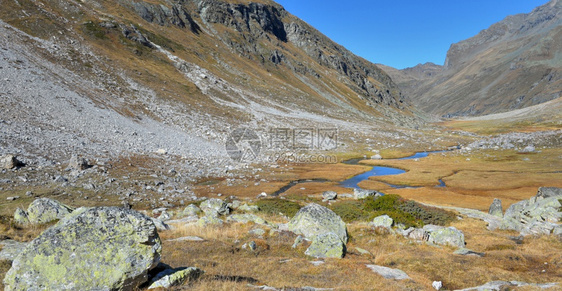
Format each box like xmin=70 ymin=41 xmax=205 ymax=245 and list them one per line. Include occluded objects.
xmin=149 ymin=213 xmax=562 ymax=290
xmin=355 ymin=149 xmax=562 ymax=210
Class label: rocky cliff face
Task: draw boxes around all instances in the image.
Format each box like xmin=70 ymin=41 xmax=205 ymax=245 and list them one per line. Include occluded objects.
xmin=384 ymin=0 xmax=562 ymax=117
xmin=125 ymin=0 xmax=404 ymax=108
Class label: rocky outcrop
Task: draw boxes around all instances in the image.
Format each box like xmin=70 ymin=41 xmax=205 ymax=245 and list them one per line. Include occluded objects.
xmin=288 ymin=203 xmax=348 ymax=243
xmin=3 ymin=207 xmax=162 ymax=291
xmin=501 ymin=187 xmax=562 ymax=236
xmin=131 ymin=1 xmax=200 ymax=33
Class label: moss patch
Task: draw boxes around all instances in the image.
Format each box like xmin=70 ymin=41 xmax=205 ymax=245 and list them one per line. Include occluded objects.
xmin=329 ymin=195 xmax=455 ymax=228
xmin=256 ymin=199 xmax=302 ymax=218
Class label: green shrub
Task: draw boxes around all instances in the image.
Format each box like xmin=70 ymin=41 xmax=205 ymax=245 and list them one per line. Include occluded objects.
xmin=330 ymin=201 xmax=370 ymax=222
xmin=362 ymin=194 xmax=402 ymax=212
xmin=398 ymin=200 xmax=456 ymax=226
xmin=335 ymin=194 xmax=456 ymax=227
xmin=256 ymin=198 xmax=302 ymax=218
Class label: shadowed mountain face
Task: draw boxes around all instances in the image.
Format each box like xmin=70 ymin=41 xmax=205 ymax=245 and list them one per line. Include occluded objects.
xmin=383 ymin=0 xmax=562 ymax=118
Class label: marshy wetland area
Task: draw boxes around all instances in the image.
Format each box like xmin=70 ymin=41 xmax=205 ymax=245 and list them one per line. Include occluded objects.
xmin=1 ymin=119 xmax=561 ymax=290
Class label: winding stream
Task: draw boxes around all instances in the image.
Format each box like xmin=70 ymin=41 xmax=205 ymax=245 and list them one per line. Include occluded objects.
xmin=271 ymin=150 xmax=450 ymax=196
xmin=340 ymin=150 xmax=449 ymax=189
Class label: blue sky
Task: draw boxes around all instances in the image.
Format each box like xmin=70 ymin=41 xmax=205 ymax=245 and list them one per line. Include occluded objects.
xmin=275 ymin=0 xmax=549 ymax=69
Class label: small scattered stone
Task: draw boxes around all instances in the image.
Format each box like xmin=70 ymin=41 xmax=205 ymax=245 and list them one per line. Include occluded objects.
xmin=0 ymin=155 xmax=20 ymax=169
xmin=322 ymin=191 xmax=337 ymax=201
xmin=365 ymin=265 xmax=410 ymax=280
xmin=166 ymin=236 xmax=205 ymax=242
xmin=148 ymin=267 xmax=204 ymax=289
xmin=66 ymin=155 xmax=90 ymax=171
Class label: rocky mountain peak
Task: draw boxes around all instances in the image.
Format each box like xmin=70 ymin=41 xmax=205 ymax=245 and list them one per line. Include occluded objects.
xmin=445 ymin=0 xmax=562 ymax=69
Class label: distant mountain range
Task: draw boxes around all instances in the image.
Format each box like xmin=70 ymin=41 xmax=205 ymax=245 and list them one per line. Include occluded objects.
xmin=382 ymin=0 xmax=562 ymax=118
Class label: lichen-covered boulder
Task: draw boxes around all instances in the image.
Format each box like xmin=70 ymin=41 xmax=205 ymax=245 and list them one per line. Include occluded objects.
xmin=226 ymin=213 xmax=269 ymax=225
xmin=200 ymin=198 xmax=230 ymax=217
xmin=13 ymin=207 xmax=29 ymax=225
xmin=180 ymin=204 xmax=202 ymax=217
xmin=26 ymin=198 xmax=74 ymax=225
xmin=372 ymin=215 xmax=394 ymax=229
xmin=424 ymin=225 xmax=465 ymax=248
xmin=148 ymin=267 xmax=204 ymax=289
xmin=288 ymin=203 xmax=347 ymax=243
xmin=304 ymin=232 xmax=346 ymax=258
xmin=3 ymin=207 xmax=162 ymax=291
xmin=488 ymin=198 xmax=503 ymax=218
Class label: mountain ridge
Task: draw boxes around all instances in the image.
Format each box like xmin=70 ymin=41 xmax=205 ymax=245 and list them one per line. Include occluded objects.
xmin=382 ymin=0 xmax=562 ymax=118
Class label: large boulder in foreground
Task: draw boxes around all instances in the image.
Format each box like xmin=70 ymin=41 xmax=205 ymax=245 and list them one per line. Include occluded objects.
xmin=3 ymin=207 xmax=162 ymax=291
xmin=288 ymin=203 xmax=347 ymax=243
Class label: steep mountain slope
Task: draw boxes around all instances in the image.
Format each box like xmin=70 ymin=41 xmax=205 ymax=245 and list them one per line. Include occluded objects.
xmin=0 ymin=0 xmax=420 ymax=168
xmin=384 ymin=0 xmax=562 ymax=118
